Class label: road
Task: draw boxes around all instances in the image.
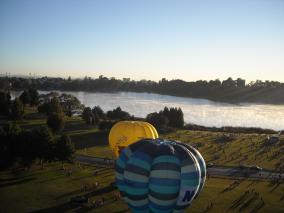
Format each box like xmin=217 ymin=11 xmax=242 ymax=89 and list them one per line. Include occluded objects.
xmin=207 ymin=166 xmax=283 ymax=181
xmin=75 ymin=155 xmax=284 ymax=181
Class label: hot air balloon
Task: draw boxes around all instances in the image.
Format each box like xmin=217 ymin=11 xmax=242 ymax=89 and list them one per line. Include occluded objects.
xmin=182 ymin=143 xmax=206 ymax=198
xmin=109 ymin=121 xmax=158 ymax=158
xmin=115 ymin=138 xmax=206 ymax=213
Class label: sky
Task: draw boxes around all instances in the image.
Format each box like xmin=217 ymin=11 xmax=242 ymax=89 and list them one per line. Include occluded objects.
xmin=0 ymin=0 xmax=284 ymax=82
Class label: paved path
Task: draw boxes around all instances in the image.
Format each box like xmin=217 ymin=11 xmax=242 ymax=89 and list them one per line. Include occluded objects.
xmin=76 ymin=155 xmax=114 ymax=167
xmin=75 ymin=155 xmax=284 ymax=181
xmin=207 ymin=166 xmax=284 ymax=181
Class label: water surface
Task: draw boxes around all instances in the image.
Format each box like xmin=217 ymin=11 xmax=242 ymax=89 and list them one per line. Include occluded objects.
xmin=11 ymin=91 xmax=284 ymax=130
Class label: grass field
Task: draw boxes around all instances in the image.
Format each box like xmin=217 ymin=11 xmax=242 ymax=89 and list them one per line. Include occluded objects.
xmin=1 ymin=110 xmax=284 ymax=212
xmin=0 ymin=162 xmax=283 ymax=213
xmin=72 ymin=122 xmax=284 ymax=170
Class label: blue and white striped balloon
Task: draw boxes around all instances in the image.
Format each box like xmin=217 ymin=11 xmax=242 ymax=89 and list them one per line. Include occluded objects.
xmin=115 ymin=139 xmax=206 ymax=213
xmin=182 ymin=143 xmax=206 ymax=198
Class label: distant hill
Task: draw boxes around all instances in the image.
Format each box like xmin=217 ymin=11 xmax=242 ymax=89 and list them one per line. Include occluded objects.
xmin=1 ymin=76 xmax=284 ymax=104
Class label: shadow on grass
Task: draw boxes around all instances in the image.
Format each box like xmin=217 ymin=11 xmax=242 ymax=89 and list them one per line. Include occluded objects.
xmin=239 ymin=195 xmax=258 ymax=212
xmin=30 ymin=202 xmax=78 ymax=213
xmin=250 ymin=201 xmax=265 ymax=213
xmin=221 ymin=180 xmax=242 ymax=193
xmin=20 ymin=123 xmax=46 ymax=130
xmin=113 ymin=209 xmax=129 ymax=213
xmin=36 ymin=175 xmax=66 ymax=184
xmin=24 ymin=112 xmax=46 ymax=120
xmin=55 ymin=188 xmax=83 ymax=200
xmin=230 ymin=192 xmax=250 ymax=209
xmin=72 ymin=198 xmax=127 ymax=213
xmin=69 ymin=173 xmax=96 ymax=181
xmin=63 ymin=120 xmax=93 ymax=132
xmin=71 ymin=131 xmax=109 ymax=149
xmin=0 ymin=177 xmax=35 ymax=188
xmin=270 ymin=183 xmax=281 ymax=192
xmin=33 ymin=185 xmax=116 ymax=213
xmin=0 ymin=177 xmax=23 ymax=182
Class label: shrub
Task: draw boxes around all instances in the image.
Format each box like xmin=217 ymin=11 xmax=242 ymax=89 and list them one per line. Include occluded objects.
xmin=146 ymin=112 xmax=169 ymax=130
xmin=10 ymin=98 xmax=24 ymax=120
xmin=47 ymin=113 xmax=65 ymax=133
xmin=98 ymin=120 xmax=116 ymax=130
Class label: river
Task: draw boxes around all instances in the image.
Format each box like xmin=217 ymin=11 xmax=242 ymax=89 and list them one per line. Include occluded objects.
xmin=10 ymin=90 xmax=284 ymax=130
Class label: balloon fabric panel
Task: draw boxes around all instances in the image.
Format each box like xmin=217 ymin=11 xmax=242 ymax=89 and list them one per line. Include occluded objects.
xmin=115 ymin=139 xmax=203 ymax=213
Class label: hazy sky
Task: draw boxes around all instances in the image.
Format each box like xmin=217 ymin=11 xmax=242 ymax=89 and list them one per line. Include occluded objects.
xmin=0 ymin=0 xmax=283 ymax=82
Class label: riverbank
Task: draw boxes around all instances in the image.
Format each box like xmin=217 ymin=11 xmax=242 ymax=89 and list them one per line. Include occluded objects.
xmin=8 ymin=90 xmax=284 ymax=131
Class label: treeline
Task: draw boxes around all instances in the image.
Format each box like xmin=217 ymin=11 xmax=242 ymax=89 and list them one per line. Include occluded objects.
xmin=0 ymin=90 xmax=78 ymax=170
xmin=80 ymin=104 xmax=184 ymax=132
xmin=146 ymin=107 xmax=184 ymax=131
xmin=81 ymin=106 xmax=133 ymax=130
xmin=0 ymin=123 xmax=74 ymax=169
xmin=2 ymin=76 xmax=284 ymax=104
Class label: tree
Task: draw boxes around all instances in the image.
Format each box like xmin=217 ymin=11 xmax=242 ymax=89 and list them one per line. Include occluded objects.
xmin=82 ymin=107 xmax=93 ymax=124
xmin=47 ymin=113 xmax=65 ymax=133
xmin=167 ymin=107 xmax=184 ymax=128
xmin=19 ymin=90 xmax=31 ymax=106
xmin=10 ymin=98 xmax=24 ymax=120
xmin=0 ymin=91 xmax=11 ymax=116
xmin=222 ymin=77 xmax=237 ymax=89
xmin=18 ymin=130 xmax=38 ymax=168
xmin=38 ymin=97 xmax=63 ymax=115
xmin=92 ymin=106 xmax=105 ymax=119
xmin=38 ymin=102 xmax=49 ymax=114
xmin=55 ymin=134 xmax=75 ymax=167
xmin=59 ymin=94 xmax=82 ymax=117
xmin=107 ymin=107 xmax=130 ymax=120
xmin=28 ymin=88 xmax=39 ymax=106
xmin=146 ymin=112 xmax=169 ymax=130
xmin=0 ymin=126 xmax=9 ymax=168
xmin=49 ymin=97 xmax=63 ymax=115
xmin=32 ymin=127 xmax=55 ymax=167
xmin=236 ymin=78 xmax=246 ymax=88
xmin=0 ymin=123 xmax=22 ymax=169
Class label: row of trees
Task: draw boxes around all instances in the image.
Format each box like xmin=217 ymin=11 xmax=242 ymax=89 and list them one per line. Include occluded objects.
xmin=80 ymin=104 xmax=185 ymax=132
xmin=19 ymin=88 xmax=39 ymax=106
xmin=0 ymin=123 xmax=75 ymax=169
xmin=0 ymin=91 xmax=25 ymax=120
xmin=37 ymin=92 xmax=83 ymax=133
xmin=2 ymin=76 xmax=284 ymax=103
xmin=81 ymin=106 xmax=132 ymax=130
xmin=146 ymin=107 xmax=184 ymax=130
xmin=0 ymin=88 xmax=39 ymax=120
xmin=38 ymin=92 xmax=82 ymax=117
xmin=0 ymin=89 xmax=83 ymax=134
xmin=0 ymin=90 xmax=68 ymax=133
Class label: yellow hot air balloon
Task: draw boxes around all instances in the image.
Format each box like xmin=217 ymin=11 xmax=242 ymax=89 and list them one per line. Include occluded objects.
xmin=109 ymin=121 xmax=158 ymax=157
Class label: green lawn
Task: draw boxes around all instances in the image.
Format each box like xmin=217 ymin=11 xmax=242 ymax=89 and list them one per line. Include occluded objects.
xmin=71 ymin=123 xmax=284 ymax=170
xmin=0 ymin=163 xmax=283 ymax=213
xmin=164 ymin=130 xmax=284 ymax=170
xmin=1 ymin=110 xmax=283 ymax=212
xmin=13 ymin=110 xmax=284 ymax=171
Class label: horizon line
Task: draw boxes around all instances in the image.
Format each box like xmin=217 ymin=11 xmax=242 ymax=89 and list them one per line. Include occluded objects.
xmin=1 ymin=72 xmax=284 ymax=84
